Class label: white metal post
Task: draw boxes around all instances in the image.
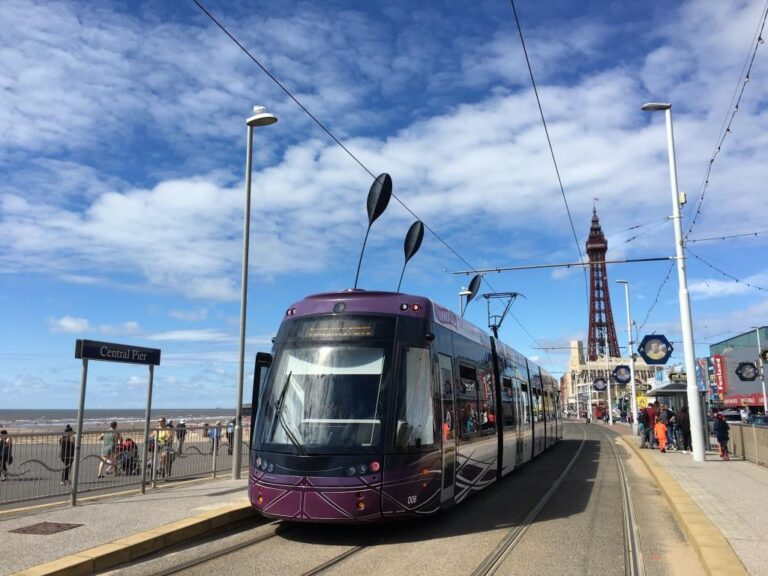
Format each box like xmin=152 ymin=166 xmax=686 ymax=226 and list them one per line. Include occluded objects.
xmin=661 ymin=105 xmax=705 ymax=462
xmin=756 ymin=328 xmax=767 ymax=413
xmin=234 ymin=123 xmax=254 ymax=480
xmin=618 ymin=281 xmax=638 ymax=435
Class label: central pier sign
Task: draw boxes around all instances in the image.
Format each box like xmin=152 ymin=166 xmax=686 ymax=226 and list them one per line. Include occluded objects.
xmin=75 ymin=339 xmax=161 ymax=366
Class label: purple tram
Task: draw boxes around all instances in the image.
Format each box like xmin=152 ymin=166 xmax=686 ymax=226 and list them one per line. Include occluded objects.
xmin=249 ymin=290 xmax=560 ymax=523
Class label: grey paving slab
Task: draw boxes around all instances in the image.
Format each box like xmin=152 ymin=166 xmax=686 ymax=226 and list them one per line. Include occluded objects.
xmin=0 ymin=477 xmax=250 ymax=575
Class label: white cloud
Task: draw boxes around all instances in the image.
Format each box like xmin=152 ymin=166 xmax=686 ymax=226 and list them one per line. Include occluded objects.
xmin=169 ymin=308 xmax=208 ymax=322
xmin=48 ymin=316 xmax=92 ymax=333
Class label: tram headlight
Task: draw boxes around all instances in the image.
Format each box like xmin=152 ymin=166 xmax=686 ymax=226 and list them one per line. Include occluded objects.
xmin=267 ymin=463 xmax=275 ymax=473
xmin=358 ymin=463 xmax=368 ymax=474
xmin=346 ymin=465 xmax=357 ymax=476
xmin=255 ymin=456 xmax=262 ymax=468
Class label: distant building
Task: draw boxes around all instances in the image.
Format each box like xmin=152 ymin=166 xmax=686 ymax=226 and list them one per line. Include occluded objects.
xmin=561 ymin=340 xmax=657 ymax=417
xmin=709 ymin=327 xmax=767 ymax=409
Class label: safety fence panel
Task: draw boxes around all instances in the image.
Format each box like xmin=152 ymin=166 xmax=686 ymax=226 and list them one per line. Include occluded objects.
xmin=0 ymin=425 xmax=250 ymax=506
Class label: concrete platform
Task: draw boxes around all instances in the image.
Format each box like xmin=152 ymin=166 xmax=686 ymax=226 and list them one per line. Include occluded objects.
xmin=2 ymin=477 xmax=258 ymax=576
xmin=6 ymin=428 xmax=768 ymax=576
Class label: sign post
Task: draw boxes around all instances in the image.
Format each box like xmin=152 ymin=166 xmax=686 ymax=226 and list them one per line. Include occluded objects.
xmin=71 ymin=340 xmax=161 ymax=506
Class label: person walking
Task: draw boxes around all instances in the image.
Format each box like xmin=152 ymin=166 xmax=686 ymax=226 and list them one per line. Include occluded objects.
xmin=226 ymin=419 xmax=235 ymax=455
xmin=98 ymin=421 xmax=121 ymax=478
xmin=59 ymin=425 xmax=76 ymax=485
xmin=151 ymin=417 xmax=174 ymax=479
xmin=713 ymin=413 xmax=731 ymax=460
xmin=677 ymin=406 xmax=692 ymax=453
xmin=175 ymin=419 xmax=187 ymax=455
xmin=640 ymin=402 xmax=659 ymax=449
xmin=0 ymin=430 xmax=12 ymax=481
xmin=654 ymin=417 xmax=669 ymax=453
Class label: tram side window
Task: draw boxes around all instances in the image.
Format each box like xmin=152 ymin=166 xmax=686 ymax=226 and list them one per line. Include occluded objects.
xmin=395 ymin=348 xmax=436 ymax=450
xmin=520 ymin=383 xmax=531 ymax=424
xmin=480 ymin=370 xmax=496 ymax=435
xmin=502 ymin=377 xmax=515 ymax=426
xmin=457 ymin=364 xmax=479 ymax=437
xmin=438 ymin=354 xmax=455 ymax=440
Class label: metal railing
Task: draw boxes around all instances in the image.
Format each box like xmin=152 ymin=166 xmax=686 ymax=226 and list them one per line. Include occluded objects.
xmin=0 ymin=425 xmax=249 ymax=505
xmin=729 ymin=423 xmax=768 ymax=466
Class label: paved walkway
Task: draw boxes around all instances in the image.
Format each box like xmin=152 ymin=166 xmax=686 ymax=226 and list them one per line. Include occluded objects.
xmin=2 ymin=477 xmax=255 ymax=575
xmin=4 ymin=426 xmax=768 ymax=575
xmin=602 ymin=419 xmax=766 ymax=576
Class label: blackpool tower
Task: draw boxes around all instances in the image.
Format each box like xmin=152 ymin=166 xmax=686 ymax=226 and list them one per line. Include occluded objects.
xmin=586 ymin=208 xmax=620 ymax=361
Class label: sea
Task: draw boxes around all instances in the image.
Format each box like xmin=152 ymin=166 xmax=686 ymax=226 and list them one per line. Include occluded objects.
xmin=0 ymin=409 xmax=238 ymax=432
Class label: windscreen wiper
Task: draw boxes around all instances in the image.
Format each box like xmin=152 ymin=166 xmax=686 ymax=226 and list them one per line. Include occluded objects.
xmin=271 ymin=372 xmax=307 ymax=456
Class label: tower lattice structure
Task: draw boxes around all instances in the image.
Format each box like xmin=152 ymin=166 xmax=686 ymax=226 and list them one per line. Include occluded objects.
xmin=586 ymin=208 xmax=620 ymax=361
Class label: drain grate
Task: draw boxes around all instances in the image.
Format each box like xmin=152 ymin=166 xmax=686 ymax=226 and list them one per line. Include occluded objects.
xmin=9 ymin=522 xmax=83 ymax=535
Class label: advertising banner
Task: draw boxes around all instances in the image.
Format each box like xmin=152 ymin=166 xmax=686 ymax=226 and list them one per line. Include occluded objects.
xmin=713 ymin=354 xmax=725 ymax=395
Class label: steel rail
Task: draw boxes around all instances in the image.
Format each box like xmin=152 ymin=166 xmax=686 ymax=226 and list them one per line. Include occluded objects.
xmin=597 ymin=428 xmax=644 ymax=576
xmin=149 ymin=520 xmax=284 ymax=576
xmin=471 ymin=425 xmax=587 ymax=576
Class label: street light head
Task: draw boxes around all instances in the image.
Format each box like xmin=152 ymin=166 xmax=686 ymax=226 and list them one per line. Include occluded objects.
xmin=616 ymin=280 xmax=628 ymax=285
xmin=641 ymin=102 xmax=671 ymax=112
xmin=247 ymin=105 xmax=278 ymax=127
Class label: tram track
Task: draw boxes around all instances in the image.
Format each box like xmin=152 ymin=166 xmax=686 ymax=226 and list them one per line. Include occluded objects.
xmin=146 ymin=424 xmax=645 ymax=576
xmin=596 ymin=427 xmax=644 ymax=576
xmin=148 ymin=520 xmax=286 ymax=576
xmin=471 ymin=424 xmax=643 ymax=576
xmin=471 ymin=425 xmax=587 ymax=576
xmin=146 ymin=518 xmax=371 ymax=576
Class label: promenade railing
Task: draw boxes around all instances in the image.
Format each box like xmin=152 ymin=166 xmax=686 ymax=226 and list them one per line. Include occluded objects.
xmin=0 ymin=425 xmax=250 ymax=506
xmin=729 ymin=423 xmax=768 ymax=466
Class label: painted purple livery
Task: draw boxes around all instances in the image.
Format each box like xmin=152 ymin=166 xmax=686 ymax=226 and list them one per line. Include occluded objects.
xmin=249 ymin=290 xmax=560 ymax=523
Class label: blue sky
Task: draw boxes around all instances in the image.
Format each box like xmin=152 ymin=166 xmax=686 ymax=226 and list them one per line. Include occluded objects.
xmin=2 ymin=0 xmax=767 ymax=409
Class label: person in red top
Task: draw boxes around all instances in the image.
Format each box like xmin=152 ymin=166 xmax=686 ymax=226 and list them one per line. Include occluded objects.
xmin=640 ymin=401 xmax=660 ymax=449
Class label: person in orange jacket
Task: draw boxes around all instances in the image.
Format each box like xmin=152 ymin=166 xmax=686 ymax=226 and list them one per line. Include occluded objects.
xmin=654 ymin=418 xmax=668 ymax=453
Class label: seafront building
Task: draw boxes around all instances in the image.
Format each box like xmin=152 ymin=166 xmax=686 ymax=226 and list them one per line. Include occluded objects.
xmin=560 ymin=340 xmax=657 ymax=418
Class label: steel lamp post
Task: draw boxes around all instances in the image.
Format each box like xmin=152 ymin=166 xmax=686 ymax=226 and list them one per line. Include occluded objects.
xmin=616 ymin=280 xmax=638 ymax=436
xmin=642 ymin=102 xmax=705 ymax=462
xmin=752 ymin=327 xmax=768 ymax=413
xmin=234 ymin=106 xmax=278 ymax=479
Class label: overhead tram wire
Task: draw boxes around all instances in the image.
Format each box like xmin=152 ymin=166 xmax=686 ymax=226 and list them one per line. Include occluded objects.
xmin=190 ymin=0 xmax=556 ymax=365
xmin=685 ymin=0 xmax=768 ymax=242
xmin=189 ymin=1 xmax=483 ymax=292
xmin=685 ymin=247 xmax=768 ymax=292
xmin=687 ymin=229 xmax=768 ymax=244
xmin=637 ymin=0 xmax=768 ymax=331
xmin=508 ymin=0 xmax=589 ymax=304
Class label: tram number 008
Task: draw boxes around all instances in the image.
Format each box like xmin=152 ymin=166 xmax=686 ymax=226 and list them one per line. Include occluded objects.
xmin=407 ymin=495 xmax=417 ymax=505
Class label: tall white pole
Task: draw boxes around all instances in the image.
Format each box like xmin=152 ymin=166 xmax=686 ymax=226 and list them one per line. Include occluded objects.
xmin=756 ymin=328 xmax=768 ymax=413
xmin=660 ymin=105 xmax=705 ymax=462
xmin=606 ymin=357 xmax=614 ymax=425
xmin=233 ymin=124 xmax=255 ymax=479
xmin=618 ymin=281 xmax=638 ymax=435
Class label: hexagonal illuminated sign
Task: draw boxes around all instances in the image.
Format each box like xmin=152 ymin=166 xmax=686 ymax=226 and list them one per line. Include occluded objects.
xmin=736 ymin=362 xmax=759 ymax=382
xmin=637 ymin=334 xmax=673 ymax=365
xmin=593 ymin=377 xmax=607 ymax=391
xmin=613 ymin=365 xmax=631 ymax=384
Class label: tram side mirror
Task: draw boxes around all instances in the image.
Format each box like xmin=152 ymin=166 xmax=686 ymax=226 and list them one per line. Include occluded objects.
xmin=250 ymin=352 xmax=273 ymax=449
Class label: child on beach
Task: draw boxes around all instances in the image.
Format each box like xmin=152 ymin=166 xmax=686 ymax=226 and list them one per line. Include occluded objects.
xmin=654 ymin=418 xmax=668 ymax=453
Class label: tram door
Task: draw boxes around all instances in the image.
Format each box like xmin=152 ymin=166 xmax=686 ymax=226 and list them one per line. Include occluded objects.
xmin=437 ymin=353 xmax=457 ymax=504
